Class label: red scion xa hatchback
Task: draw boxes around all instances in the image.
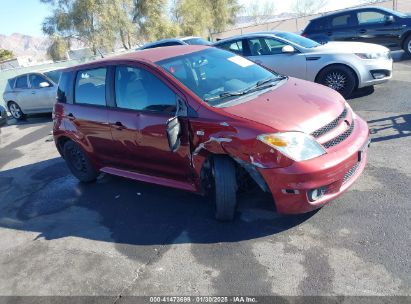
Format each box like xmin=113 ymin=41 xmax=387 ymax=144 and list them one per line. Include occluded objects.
xmin=53 ymin=46 xmax=370 ymax=221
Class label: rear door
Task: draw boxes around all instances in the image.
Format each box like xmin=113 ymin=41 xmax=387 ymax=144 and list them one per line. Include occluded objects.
xmin=28 ymin=73 xmax=56 ymax=111
xmin=328 ymin=12 xmax=358 ymax=42
xmin=245 ymin=37 xmax=307 ymax=79
xmin=12 ymin=75 xmax=33 ymax=111
xmin=355 ymin=8 xmax=402 ymax=47
xmin=107 ymin=64 xmax=193 ymax=182
xmin=63 ymin=67 xmax=113 ymax=165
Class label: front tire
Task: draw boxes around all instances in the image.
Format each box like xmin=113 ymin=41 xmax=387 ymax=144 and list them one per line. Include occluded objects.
xmin=210 ymin=156 xmax=238 ymax=221
xmin=63 ymin=141 xmax=98 ymax=183
xmin=403 ymin=35 xmax=411 ymax=56
xmin=317 ymin=65 xmax=356 ymax=98
xmin=8 ymin=102 xmax=25 ymax=120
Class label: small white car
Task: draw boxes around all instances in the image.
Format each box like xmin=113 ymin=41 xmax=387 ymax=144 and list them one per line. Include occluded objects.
xmin=2 ymin=68 xmax=63 ymax=120
xmin=214 ymin=31 xmax=393 ymax=97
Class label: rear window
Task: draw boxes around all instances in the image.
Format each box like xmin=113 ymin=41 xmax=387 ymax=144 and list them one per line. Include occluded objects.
xmin=217 ymin=40 xmax=244 ymax=55
xmin=75 ymin=68 xmax=107 ymax=106
xmin=15 ymin=76 xmax=28 ymax=89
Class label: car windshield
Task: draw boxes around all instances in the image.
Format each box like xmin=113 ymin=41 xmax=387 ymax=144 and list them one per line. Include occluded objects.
xmin=157 ymin=48 xmax=283 ymax=106
xmin=44 ymin=70 xmax=62 ymax=84
xmin=183 ymin=38 xmax=211 ymax=45
xmin=275 ymin=32 xmax=321 ymax=48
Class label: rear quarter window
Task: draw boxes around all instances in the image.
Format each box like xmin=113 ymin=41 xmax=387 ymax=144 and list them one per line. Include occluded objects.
xmin=57 ymin=72 xmax=74 ymax=103
xmin=306 ymin=18 xmax=329 ymax=32
xmin=74 ymin=68 xmax=107 ymax=106
xmin=5 ymin=78 xmax=15 ymax=91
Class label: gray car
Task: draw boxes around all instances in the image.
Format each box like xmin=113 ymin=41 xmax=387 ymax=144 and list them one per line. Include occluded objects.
xmin=139 ymin=36 xmax=211 ymax=50
xmin=214 ymin=31 xmax=393 ymax=97
xmin=2 ymin=68 xmax=63 ymax=120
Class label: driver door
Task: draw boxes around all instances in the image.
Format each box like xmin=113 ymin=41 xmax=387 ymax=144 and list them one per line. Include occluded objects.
xmin=108 ymin=65 xmax=193 ymax=182
xmin=245 ymin=37 xmax=307 ymax=80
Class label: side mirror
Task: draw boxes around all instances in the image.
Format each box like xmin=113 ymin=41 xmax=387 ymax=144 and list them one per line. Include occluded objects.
xmin=39 ymin=82 xmax=51 ymax=88
xmin=385 ymin=15 xmax=394 ymax=24
xmin=282 ymin=45 xmax=295 ymax=54
xmin=166 ymin=116 xmax=181 ymax=152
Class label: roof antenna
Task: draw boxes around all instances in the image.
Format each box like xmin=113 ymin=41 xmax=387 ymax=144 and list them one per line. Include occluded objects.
xmin=96 ymin=48 xmax=104 ymax=58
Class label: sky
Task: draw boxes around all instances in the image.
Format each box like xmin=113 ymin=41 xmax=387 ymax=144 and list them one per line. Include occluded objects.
xmin=0 ymin=0 xmax=365 ymax=37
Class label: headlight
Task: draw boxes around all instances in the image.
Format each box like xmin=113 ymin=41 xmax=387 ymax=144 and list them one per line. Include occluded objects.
xmin=355 ymin=52 xmax=388 ymax=60
xmin=257 ymin=132 xmax=326 ymax=162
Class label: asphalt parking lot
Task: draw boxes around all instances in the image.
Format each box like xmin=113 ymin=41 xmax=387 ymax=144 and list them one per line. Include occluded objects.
xmin=0 ymin=52 xmax=410 ymax=298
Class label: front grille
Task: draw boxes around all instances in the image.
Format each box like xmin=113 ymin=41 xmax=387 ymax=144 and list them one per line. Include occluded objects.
xmin=311 ymin=107 xmax=348 ymax=138
xmin=323 ymin=120 xmax=355 ymax=149
xmin=343 ymin=161 xmax=360 ymax=184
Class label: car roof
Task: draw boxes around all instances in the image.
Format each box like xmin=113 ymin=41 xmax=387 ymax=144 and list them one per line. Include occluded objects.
xmin=309 ymin=6 xmax=392 ymax=21
xmin=63 ymin=45 xmax=210 ymax=71
xmin=214 ymin=31 xmax=287 ymax=44
xmin=140 ymin=36 xmax=203 ymax=49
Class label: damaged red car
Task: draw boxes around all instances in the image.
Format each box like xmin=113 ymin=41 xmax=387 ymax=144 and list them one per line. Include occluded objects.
xmin=53 ymin=45 xmax=370 ymax=221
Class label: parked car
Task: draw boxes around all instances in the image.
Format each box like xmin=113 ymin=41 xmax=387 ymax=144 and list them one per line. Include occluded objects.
xmin=53 ymin=46 xmax=370 ymax=221
xmin=139 ymin=36 xmax=211 ymax=50
xmin=302 ymin=7 xmax=411 ymax=55
xmin=0 ymin=104 xmax=7 ymax=126
xmin=2 ymin=68 xmax=63 ymax=120
xmin=213 ymin=31 xmax=392 ymax=97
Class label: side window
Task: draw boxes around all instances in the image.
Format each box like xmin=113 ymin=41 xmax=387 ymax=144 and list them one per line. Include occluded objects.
xmin=115 ymin=66 xmax=177 ymax=114
xmin=331 ymin=14 xmax=353 ymax=28
xmin=218 ymin=40 xmax=244 ymax=55
xmin=263 ymin=38 xmax=288 ymax=55
xmin=15 ymin=76 xmax=28 ymax=89
xmin=75 ymin=68 xmax=107 ymax=106
xmin=247 ymin=38 xmax=273 ymax=56
xmin=357 ymin=11 xmax=386 ymax=25
xmin=29 ymin=74 xmax=50 ymax=89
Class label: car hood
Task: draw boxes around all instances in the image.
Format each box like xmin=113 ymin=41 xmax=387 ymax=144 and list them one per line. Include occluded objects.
xmin=220 ymin=78 xmax=346 ymax=134
xmin=305 ymin=41 xmax=389 ymax=54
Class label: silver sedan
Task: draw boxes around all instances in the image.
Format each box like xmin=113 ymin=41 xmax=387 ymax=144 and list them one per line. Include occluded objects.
xmin=2 ymin=68 xmax=63 ymax=120
xmin=214 ymin=31 xmax=393 ymax=97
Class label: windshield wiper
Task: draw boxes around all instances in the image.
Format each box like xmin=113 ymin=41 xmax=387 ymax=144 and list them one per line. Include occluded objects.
xmin=204 ymin=75 xmax=287 ymax=103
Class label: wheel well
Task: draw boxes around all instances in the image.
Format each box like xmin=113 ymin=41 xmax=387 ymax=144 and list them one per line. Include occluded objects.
xmin=6 ymin=100 xmax=15 ymax=108
xmin=57 ymin=136 xmax=71 ymax=157
xmin=199 ymin=154 xmax=269 ymax=194
xmin=401 ymin=31 xmax=411 ymax=48
xmin=315 ymin=63 xmax=359 ymax=89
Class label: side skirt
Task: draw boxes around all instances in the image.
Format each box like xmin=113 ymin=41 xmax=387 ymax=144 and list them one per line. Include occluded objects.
xmin=100 ymin=167 xmax=198 ymax=192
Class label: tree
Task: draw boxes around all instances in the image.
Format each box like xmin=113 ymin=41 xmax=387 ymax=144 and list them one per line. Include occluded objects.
xmin=47 ymin=35 xmax=69 ymax=61
xmin=174 ymin=0 xmax=240 ymax=36
xmin=133 ymin=0 xmax=180 ymax=41
xmin=243 ymin=1 xmax=276 ymax=25
xmin=41 ymin=0 xmax=138 ymax=54
xmin=292 ymin=0 xmax=329 ymax=17
xmin=0 ymin=49 xmax=14 ymax=62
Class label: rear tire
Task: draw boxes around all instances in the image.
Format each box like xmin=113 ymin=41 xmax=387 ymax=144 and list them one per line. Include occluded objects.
xmin=211 ymin=156 xmax=238 ymax=222
xmin=317 ymin=65 xmax=356 ymax=98
xmin=63 ymin=141 xmax=98 ymax=183
xmin=8 ymin=102 xmax=25 ymax=120
xmin=403 ymin=35 xmax=411 ymax=56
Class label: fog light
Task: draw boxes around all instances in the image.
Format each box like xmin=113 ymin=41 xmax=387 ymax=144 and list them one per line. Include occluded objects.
xmin=307 ymin=186 xmax=327 ymax=202
xmin=372 ymin=72 xmax=385 ymax=79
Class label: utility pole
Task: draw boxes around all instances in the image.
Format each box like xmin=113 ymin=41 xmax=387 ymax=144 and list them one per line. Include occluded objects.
xmin=393 ymin=0 xmax=398 ymax=10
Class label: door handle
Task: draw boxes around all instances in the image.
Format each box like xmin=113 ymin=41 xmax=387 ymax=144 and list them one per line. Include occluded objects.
xmin=359 ymin=29 xmax=367 ymax=34
xmin=113 ymin=121 xmax=124 ymax=130
xmin=67 ymin=113 xmax=75 ymax=120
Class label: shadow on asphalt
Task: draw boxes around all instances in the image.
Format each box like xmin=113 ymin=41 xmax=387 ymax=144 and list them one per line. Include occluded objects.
xmin=2 ymin=113 xmax=52 ymax=128
xmin=368 ymin=113 xmax=411 ymax=143
xmin=0 ymin=158 xmax=316 ymax=245
xmin=391 ymin=50 xmax=411 ymax=62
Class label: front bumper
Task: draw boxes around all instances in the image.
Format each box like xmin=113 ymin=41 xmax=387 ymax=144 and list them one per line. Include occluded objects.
xmin=258 ymin=116 xmax=370 ymax=214
xmin=357 ymin=58 xmax=393 ymax=88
